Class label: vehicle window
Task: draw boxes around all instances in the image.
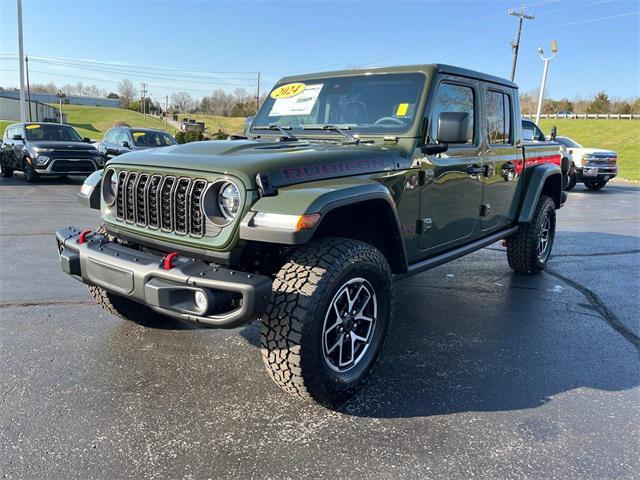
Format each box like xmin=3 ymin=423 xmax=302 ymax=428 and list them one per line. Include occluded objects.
xmin=131 ymin=131 xmax=177 ymax=147
xmin=486 ymin=90 xmax=511 ymax=145
xmin=116 ymin=130 xmax=130 ymax=145
xmin=105 ymin=129 xmax=117 ymax=144
xmin=24 ymin=124 xmax=83 ymax=142
xmin=252 ymin=73 xmax=426 ymax=135
xmin=429 ymin=82 xmax=475 ymax=144
xmin=522 ymin=121 xmax=545 ymax=142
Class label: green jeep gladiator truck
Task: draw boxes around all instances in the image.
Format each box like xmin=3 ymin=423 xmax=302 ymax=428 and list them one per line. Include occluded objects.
xmin=57 ymin=64 xmax=565 ymax=406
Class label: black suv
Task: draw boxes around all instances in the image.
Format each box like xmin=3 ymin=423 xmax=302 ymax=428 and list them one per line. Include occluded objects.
xmin=96 ymin=127 xmax=176 ymax=161
xmin=1 ymin=122 xmax=103 ymax=182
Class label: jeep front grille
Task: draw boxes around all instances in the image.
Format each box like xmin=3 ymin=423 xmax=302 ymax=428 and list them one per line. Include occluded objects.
xmin=114 ymin=170 xmax=208 ymax=237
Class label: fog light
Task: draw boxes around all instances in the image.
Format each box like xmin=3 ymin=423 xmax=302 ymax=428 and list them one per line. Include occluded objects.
xmin=194 ymin=290 xmax=208 ymax=313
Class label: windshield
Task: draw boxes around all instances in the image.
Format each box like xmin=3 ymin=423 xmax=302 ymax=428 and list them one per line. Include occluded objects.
xmin=24 ymin=124 xmax=83 ymax=142
xmin=252 ymin=73 xmax=426 ymax=136
xmin=555 ymin=136 xmax=581 ymax=148
xmin=132 ymin=131 xmax=176 ymax=147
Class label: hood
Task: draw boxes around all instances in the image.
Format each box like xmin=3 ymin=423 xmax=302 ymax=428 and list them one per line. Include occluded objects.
xmin=106 ymin=139 xmax=397 ymax=189
xmin=29 ymin=140 xmax=97 ymax=151
xmin=577 ymin=147 xmax=617 ymax=156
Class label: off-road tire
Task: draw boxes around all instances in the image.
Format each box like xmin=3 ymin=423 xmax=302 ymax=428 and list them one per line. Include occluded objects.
xmin=87 ymin=225 xmax=169 ymax=325
xmin=260 ymin=237 xmax=393 ymax=407
xmin=23 ymin=158 xmax=39 ymax=183
xmin=584 ymin=180 xmax=607 ymax=191
xmin=506 ymin=195 xmax=556 ymax=274
xmin=564 ymin=166 xmax=577 ymax=191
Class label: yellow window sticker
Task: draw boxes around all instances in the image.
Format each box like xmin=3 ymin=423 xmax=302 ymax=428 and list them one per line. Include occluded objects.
xmin=133 ymin=132 xmax=146 ymax=138
xmin=26 ymin=124 xmax=41 ymax=129
xmin=395 ymin=103 xmax=409 ymax=116
xmin=271 ymin=83 xmax=306 ymax=99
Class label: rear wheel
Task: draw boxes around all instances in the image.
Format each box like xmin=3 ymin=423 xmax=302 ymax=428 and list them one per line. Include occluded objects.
xmin=260 ymin=238 xmax=393 ymax=407
xmin=506 ymin=195 xmax=556 ymax=274
xmin=584 ymin=180 xmax=607 ymax=191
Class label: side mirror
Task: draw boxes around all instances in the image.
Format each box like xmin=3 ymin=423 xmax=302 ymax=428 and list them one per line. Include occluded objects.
xmin=12 ymin=134 xmax=23 ymax=141
xmin=421 ymin=143 xmax=449 ymax=155
xmin=550 ymin=126 xmax=557 ymax=141
xmin=121 ymin=141 xmax=130 ymax=148
xmin=437 ymin=112 xmax=470 ymax=144
xmin=83 ymin=137 xmax=91 ymax=143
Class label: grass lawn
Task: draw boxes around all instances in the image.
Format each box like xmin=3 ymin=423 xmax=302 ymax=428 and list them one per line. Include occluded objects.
xmin=175 ymin=113 xmax=245 ymax=136
xmin=539 ymin=119 xmax=640 ymax=181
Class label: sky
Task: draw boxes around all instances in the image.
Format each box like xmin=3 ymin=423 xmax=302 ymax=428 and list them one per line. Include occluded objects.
xmin=0 ymin=0 xmax=639 ymax=102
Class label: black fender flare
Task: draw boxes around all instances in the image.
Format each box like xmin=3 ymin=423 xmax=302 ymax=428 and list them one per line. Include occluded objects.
xmin=239 ymin=178 xmax=408 ymax=269
xmin=518 ymin=163 xmax=563 ymax=224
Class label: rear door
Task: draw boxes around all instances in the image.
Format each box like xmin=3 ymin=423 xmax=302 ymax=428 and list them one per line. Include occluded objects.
xmin=480 ymin=86 xmax=521 ymax=231
xmin=418 ymin=77 xmax=483 ymax=253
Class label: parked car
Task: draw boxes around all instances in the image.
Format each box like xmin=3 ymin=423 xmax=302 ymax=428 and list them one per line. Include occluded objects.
xmin=556 ymin=110 xmax=574 ymax=117
xmin=96 ymin=127 xmax=176 ymax=161
xmin=1 ymin=122 xmax=103 ymax=182
xmin=522 ymin=119 xmax=571 ymax=188
xmin=554 ymin=135 xmax=617 ymax=191
xmin=58 ymin=64 xmax=566 ymax=406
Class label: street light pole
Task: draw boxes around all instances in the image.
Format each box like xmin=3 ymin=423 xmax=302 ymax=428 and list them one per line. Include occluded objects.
xmin=535 ymin=40 xmax=558 ymax=125
xmin=165 ymin=95 xmax=168 ymax=132
xmin=16 ymin=0 xmax=27 ymax=122
xmin=509 ymin=6 xmax=535 ymax=82
xmin=56 ymin=91 xmax=66 ymax=124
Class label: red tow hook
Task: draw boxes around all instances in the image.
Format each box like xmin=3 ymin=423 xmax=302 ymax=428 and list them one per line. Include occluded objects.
xmin=78 ymin=229 xmax=92 ymax=244
xmin=163 ymin=252 xmax=179 ymax=270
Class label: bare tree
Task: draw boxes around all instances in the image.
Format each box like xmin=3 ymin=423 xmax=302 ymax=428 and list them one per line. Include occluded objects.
xmin=171 ymin=91 xmax=194 ymax=113
xmin=117 ymin=79 xmax=137 ymax=108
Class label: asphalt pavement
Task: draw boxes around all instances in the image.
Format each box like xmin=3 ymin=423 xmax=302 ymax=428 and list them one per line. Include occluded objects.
xmin=1 ymin=175 xmax=638 ymax=480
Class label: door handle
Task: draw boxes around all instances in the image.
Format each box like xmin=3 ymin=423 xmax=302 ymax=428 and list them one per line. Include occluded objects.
xmin=466 ymin=165 xmax=486 ymax=175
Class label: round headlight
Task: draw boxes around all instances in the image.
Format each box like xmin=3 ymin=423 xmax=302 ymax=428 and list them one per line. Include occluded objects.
xmin=218 ymin=182 xmax=240 ymax=220
xmin=103 ymin=169 xmax=117 ymax=205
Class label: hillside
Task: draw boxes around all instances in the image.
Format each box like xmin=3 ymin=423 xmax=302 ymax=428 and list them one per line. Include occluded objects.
xmin=174 ymin=113 xmax=245 ymax=136
xmin=539 ymin=119 xmax=639 ymax=181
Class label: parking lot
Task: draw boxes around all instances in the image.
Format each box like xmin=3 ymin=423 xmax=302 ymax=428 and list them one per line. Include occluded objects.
xmin=0 ymin=175 xmax=638 ymax=479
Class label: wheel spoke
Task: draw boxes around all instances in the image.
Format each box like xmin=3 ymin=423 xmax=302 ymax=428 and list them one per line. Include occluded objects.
xmin=326 ymin=335 xmax=343 ymax=355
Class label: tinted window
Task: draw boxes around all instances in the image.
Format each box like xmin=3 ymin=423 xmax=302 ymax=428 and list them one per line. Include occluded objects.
xmin=116 ymin=130 xmax=130 ymax=145
xmin=24 ymin=124 xmax=82 ymax=142
xmin=486 ymin=91 xmax=511 ymax=145
xmin=430 ymin=82 xmax=475 ymax=144
xmin=131 ymin=131 xmax=176 ymax=147
xmin=253 ymin=73 xmax=426 ymax=135
xmin=105 ymin=129 xmax=118 ymax=144
xmin=522 ymin=121 xmax=545 ymax=142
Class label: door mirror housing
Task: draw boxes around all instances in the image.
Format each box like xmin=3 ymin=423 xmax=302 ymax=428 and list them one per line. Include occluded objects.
xmin=83 ymin=137 xmax=91 ymax=143
xmin=421 ymin=143 xmax=449 ymax=155
xmin=437 ymin=112 xmax=470 ymax=144
xmin=121 ymin=141 xmax=130 ymax=148
xmin=550 ymin=126 xmax=557 ymax=141
xmin=12 ymin=134 xmax=23 ymax=141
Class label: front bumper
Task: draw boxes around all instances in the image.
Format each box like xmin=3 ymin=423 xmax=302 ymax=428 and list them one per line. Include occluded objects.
xmin=35 ymin=158 xmax=100 ymax=175
xmin=56 ymin=227 xmax=272 ymax=328
xmin=578 ymin=164 xmax=617 ymax=182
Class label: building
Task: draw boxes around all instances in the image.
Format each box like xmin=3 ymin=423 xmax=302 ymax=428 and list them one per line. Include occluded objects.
xmin=0 ymin=94 xmax=65 ymax=123
xmin=0 ymin=89 xmax=119 ymax=108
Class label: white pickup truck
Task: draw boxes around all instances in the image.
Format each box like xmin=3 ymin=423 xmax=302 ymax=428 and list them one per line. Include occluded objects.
xmin=554 ymin=136 xmax=618 ymax=191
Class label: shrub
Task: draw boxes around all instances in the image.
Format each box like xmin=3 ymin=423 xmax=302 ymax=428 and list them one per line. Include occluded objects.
xmin=175 ymin=130 xmax=204 ymax=144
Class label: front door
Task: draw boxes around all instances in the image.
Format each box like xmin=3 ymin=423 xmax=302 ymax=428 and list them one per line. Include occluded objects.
xmin=418 ymin=78 xmax=483 ymax=253
xmin=480 ymin=86 xmax=521 ymax=231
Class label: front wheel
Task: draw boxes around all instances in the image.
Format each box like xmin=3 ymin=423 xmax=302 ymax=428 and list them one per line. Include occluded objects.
xmin=506 ymin=195 xmax=556 ymax=274
xmin=564 ymin=166 xmax=577 ymax=191
xmin=261 ymin=238 xmax=393 ymax=407
xmin=23 ymin=158 xmax=39 ymax=183
xmin=584 ymin=180 xmax=607 ymax=191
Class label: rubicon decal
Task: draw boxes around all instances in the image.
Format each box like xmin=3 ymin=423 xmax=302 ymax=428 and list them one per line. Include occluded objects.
xmin=281 ymin=159 xmax=385 ymax=179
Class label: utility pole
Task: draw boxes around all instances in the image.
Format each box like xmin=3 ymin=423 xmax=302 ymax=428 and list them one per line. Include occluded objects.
xmin=535 ymin=41 xmax=558 ymax=125
xmin=25 ymin=55 xmax=32 ymax=121
xmin=16 ymin=0 xmax=27 ymax=122
xmin=509 ymin=5 xmax=535 ymax=82
xmin=256 ymin=72 xmax=261 ymax=114
xmin=165 ymin=95 xmax=168 ymax=132
xmin=140 ymin=82 xmax=148 ymax=118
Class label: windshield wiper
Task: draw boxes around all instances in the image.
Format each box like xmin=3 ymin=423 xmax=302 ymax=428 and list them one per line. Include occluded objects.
xmin=252 ymin=124 xmax=297 ymax=141
xmin=301 ymin=124 xmax=373 ymax=145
